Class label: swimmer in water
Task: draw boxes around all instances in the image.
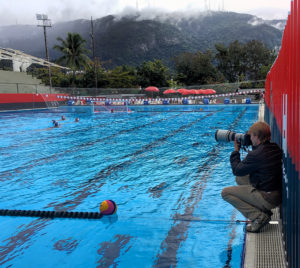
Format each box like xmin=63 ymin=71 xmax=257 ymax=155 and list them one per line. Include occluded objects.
xmin=111 ymin=109 xmax=114 ymax=113
xmin=75 ymin=117 xmax=79 ymax=122
xmin=46 ymin=120 xmax=59 ymax=130
xmin=61 ymin=115 xmax=66 ymax=120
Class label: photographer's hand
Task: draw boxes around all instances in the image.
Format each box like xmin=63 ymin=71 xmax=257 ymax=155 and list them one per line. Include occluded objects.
xmin=234 ymin=139 xmax=241 ymax=152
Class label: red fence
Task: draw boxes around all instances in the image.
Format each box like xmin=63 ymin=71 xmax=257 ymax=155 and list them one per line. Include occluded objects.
xmin=0 ymin=93 xmax=66 ymax=103
xmin=0 ymin=93 xmax=67 ymax=111
xmin=264 ymin=1 xmax=299 ymax=267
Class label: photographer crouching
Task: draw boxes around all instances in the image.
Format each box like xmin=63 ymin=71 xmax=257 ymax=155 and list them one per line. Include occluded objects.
xmin=218 ymin=122 xmax=282 ymax=233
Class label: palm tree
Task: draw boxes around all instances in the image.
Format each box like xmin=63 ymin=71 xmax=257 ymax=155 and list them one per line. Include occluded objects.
xmin=53 ymin=32 xmax=90 ymax=87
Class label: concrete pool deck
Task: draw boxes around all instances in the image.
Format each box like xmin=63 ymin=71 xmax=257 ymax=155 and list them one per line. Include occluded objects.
xmin=243 ymin=103 xmax=287 ymax=268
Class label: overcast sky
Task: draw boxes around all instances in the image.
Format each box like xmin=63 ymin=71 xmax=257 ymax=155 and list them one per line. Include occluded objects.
xmin=0 ymin=0 xmax=290 ymax=26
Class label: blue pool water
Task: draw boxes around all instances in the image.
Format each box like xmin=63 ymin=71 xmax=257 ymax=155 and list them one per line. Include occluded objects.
xmin=0 ymin=104 xmax=259 ymax=267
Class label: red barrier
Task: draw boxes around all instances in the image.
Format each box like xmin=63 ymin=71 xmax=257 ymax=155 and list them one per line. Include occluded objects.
xmin=0 ymin=93 xmax=68 ymax=111
xmin=265 ymin=2 xmax=300 ymax=267
xmin=265 ymin=0 xmax=300 ymax=174
xmin=0 ymin=93 xmax=68 ymax=104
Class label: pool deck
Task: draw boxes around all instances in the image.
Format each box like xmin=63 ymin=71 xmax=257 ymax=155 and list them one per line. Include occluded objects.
xmin=243 ymin=103 xmax=287 ymax=268
xmin=258 ymin=101 xmax=265 ymax=122
xmin=244 ymin=208 xmax=287 ymax=268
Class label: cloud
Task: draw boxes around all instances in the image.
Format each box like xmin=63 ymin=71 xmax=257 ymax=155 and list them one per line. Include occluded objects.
xmin=249 ymin=7 xmax=289 ymax=20
xmin=44 ymin=0 xmax=122 ymax=23
xmin=0 ymin=0 xmax=123 ymax=25
xmin=0 ymin=0 xmax=290 ymax=26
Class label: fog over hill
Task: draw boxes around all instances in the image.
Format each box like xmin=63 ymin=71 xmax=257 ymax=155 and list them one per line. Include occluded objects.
xmin=0 ymin=11 xmax=285 ymax=68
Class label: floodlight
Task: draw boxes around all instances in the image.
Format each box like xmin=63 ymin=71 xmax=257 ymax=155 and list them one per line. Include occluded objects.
xmin=36 ymin=13 xmax=52 ymax=89
xmin=44 ymin=20 xmax=51 ymax=27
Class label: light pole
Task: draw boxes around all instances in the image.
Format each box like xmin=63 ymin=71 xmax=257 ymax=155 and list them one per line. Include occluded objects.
xmin=36 ymin=14 xmax=52 ymax=92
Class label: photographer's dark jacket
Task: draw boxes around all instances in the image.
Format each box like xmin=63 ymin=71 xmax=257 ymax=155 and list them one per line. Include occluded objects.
xmin=230 ymin=141 xmax=282 ymax=193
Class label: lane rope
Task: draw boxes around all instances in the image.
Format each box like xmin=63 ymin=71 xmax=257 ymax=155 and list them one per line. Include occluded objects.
xmin=0 ymin=209 xmax=103 ymax=219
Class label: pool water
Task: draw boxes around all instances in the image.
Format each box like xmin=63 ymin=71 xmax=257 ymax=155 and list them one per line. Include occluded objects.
xmin=0 ymin=104 xmax=259 ymax=267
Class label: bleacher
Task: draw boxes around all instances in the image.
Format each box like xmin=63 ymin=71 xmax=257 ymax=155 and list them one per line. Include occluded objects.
xmin=0 ymin=48 xmax=68 ymax=94
xmin=0 ymin=70 xmax=53 ymax=93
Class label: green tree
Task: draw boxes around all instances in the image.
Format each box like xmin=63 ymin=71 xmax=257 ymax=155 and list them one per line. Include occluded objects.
xmin=106 ymin=65 xmax=138 ymax=88
xmin=215 ymin=40 xmax=275 ymax=83
xmin=28 ymin=66 xmax=71 ymax=88
xmin=79 ymin=63 xmax=109 ymax=89
xmin=174 ymin=51 xmax=221 ymax=85
xmin=53 ymin=32 xmax=90 ymax=87
xmin=259 ymin=63 xmax=273 ymax=81
xmin=243 ymin=40 xmax=275 ymax=80
xmin=136 ymin=60 xmax=169 ymax=87
xmin=215 ymin=41 xmax=245 ymax=82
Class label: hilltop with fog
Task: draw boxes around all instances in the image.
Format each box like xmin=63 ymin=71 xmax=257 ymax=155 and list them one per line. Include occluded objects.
xmin=0 ymin=11 xmax=285 ymax=68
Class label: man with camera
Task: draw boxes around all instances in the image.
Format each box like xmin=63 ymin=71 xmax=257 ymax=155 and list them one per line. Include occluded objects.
xmin=221 ymin=122 xmax=282 ymax=233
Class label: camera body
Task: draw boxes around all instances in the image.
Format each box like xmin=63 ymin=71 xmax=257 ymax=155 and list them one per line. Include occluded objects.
xmin=215 ymin=130 xmax=252 ymax=147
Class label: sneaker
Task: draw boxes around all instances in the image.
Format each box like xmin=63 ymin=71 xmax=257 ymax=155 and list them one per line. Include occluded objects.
xmin=246 ymin=213 xmax=271 ymax=233
xmin=264 ymin=210 xmax=273 ymax=217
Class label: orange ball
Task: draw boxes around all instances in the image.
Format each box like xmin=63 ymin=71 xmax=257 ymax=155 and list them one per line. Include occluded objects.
xmin=99 ymin=200 xmax=117 ymax=215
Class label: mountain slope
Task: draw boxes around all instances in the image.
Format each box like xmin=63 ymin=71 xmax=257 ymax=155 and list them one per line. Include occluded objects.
xmin=0 ymin=11 xmax=285 ymax=68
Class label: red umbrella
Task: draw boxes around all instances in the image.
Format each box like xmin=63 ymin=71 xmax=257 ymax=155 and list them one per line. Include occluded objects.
xmin=163 ymin=89 xmax=177 ymax=94
xmin=180 ymin=89 xmax=198 ymax=95
xmin=204 ymin=89 xmax=216 ymax=94
xmin=145 ymin=86 xmax=159 ymax=98
xmin=145 ymin=86 xmax=159 ymax=92
xmin=181 ymin=89 xmax=194 ymax=95
xmin=177 ymin=88 xmax=188 ymax=94
xmin=181 ymin=91 xmax=191 ymax=95
xmin=195 ymin=89 xmax=206 ymax=94
xmin=188 ymin=89 xmax=198 ymax=95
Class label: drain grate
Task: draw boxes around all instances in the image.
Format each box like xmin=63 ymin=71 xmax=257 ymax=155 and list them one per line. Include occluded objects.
xmin=244 ymin=208 xmax=287 ymax=268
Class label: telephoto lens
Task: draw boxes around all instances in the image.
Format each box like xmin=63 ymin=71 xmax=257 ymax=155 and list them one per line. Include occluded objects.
xmin=235 ymin=133 xmax=252 ymax=147
xmin=215 ymin=130 xmax=252 ymax=147
xmin=215 ymin=130 xmax=236 ymax=142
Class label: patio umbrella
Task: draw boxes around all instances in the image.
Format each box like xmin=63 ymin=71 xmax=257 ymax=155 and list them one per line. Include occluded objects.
xmin=181 ymin=89 xmax=198 ymax=95
xmin=177 ymin=88 xmax=188 ymax=94
xmin=195 ymin=89 xmax=206 ymax=94
xmin=145 ymin=86 xmax=159 ymax=98
xmin=204 ymin=89 xmax=216 ymax=94
xmin=163 ymin=89 xmax=177 ymax=95
xmin=145 ymin=86 xmax=159 ymax=92
xmin=181 ymin=91 xmax=190 ymax=95
xmin=188 ymin=89 xmax=198 ymax=95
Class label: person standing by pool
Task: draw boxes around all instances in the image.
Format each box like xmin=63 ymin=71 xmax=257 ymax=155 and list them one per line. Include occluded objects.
xmin=221 ymin=122 xmax=283 ymax=233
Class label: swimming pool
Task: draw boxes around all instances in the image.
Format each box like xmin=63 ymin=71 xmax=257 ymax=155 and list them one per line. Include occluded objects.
xmin=0 ymin=104 xmax=259 ymax=267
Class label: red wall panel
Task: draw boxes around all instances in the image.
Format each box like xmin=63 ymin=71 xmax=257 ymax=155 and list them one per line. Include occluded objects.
xmin=265 ymin=0 xmax=300 ymax=173
xmin=0 ymin=93 xmax=68 ymax=104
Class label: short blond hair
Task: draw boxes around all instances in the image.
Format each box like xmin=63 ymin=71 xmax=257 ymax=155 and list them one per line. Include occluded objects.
xmin=248 ymin=122 xmax=271 ymax=143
